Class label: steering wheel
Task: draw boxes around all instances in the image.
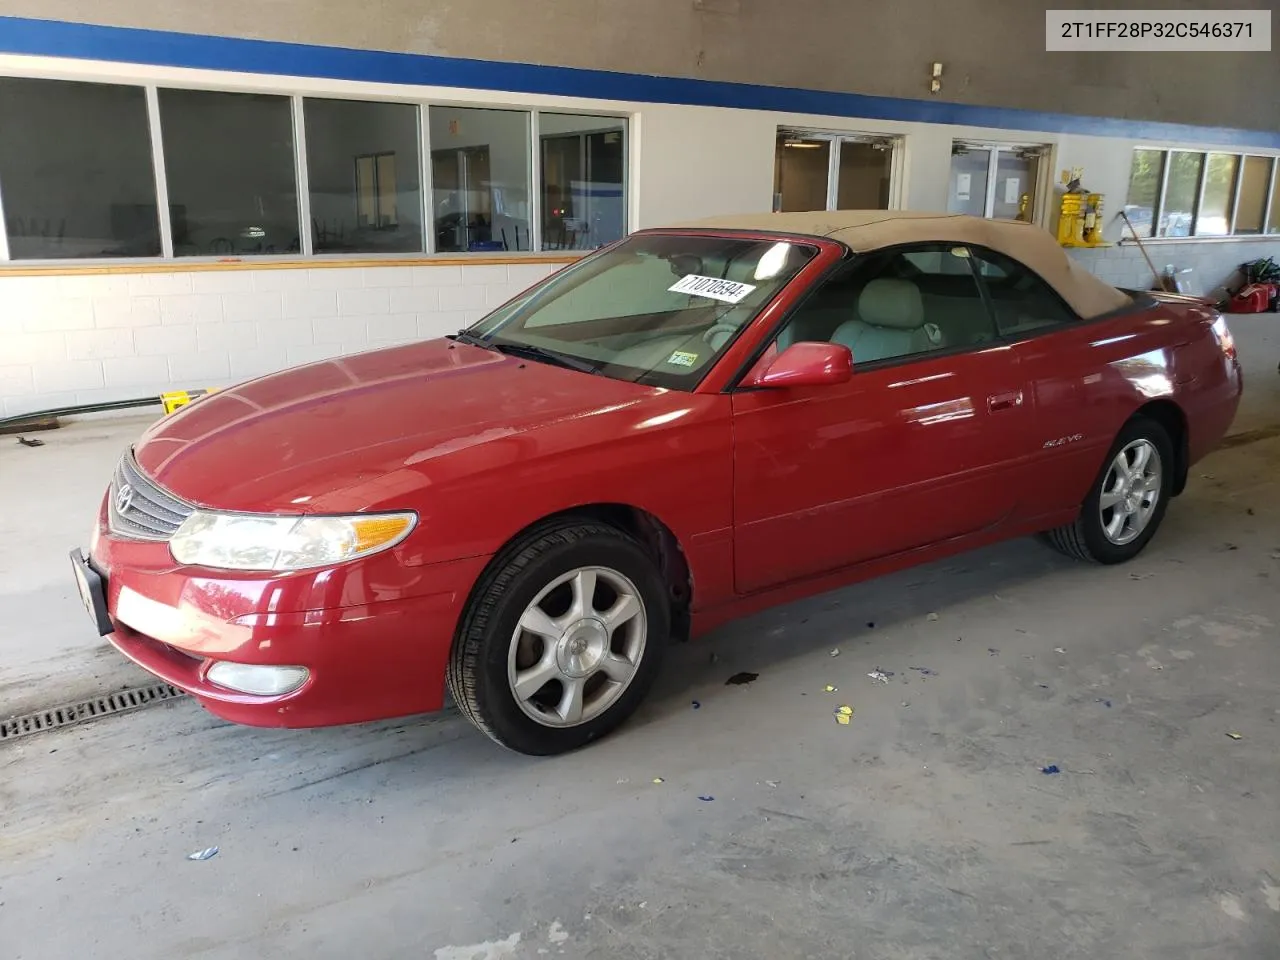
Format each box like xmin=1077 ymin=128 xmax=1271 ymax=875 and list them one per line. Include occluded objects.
xmin=702 ymin=322 xmax=739 ymax=347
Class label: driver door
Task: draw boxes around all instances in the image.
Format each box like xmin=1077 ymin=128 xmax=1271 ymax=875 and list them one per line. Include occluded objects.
xmin=731 ymin=244 xmax=1031 ymax=594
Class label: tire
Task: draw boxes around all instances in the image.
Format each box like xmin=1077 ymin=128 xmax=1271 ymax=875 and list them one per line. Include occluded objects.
xmin=447 ymin=521 xmax=669 ymax=755
xmin=1042 ymin=416 xmax=1174 ymax=564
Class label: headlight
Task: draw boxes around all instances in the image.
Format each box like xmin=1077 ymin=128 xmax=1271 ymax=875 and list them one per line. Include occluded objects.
xmin=170 ymin=511 xmax=416 ymax=571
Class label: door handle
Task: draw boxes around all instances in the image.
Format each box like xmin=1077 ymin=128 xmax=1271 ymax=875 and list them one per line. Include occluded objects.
xmin=987 ymin=391 xmax=1023 ymax=412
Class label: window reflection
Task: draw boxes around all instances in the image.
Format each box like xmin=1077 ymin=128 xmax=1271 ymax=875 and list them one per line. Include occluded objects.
xmin=429 ymin=106 xmax=530 ymax=252
xmin=540 ymin=114 xmax=626 ymax=250
xmin=1196 ymin=154 xmax=1238 ymax=237
xmin=0 ymin=78 xmax=160 ymax=259
xmin=160 ymin=89 xmax=300 ymax=256
xmin=1157 ymin=152 xmax=1203 ymax=238
xmin=304 ymin=98 xmax=423 ymax=254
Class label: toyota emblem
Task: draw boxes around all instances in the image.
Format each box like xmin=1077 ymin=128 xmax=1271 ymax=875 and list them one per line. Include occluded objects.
xmin=115 ymin=483 xmax=135 ymax=515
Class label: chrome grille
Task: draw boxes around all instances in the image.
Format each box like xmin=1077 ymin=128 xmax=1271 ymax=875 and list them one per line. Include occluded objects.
xmin=107 ymin=450 xmax=195 ymax=541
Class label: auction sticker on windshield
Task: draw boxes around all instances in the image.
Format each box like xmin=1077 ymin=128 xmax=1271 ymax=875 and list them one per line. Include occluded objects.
xmin=668 ymin=274 xmax=757 ymax=303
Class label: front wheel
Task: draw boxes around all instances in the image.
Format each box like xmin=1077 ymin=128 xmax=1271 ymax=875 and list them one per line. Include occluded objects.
xmin=447 ymin=521 xmax=669 ymax=755
xmin=1042 ymin=416 xmax=1174 ymax=564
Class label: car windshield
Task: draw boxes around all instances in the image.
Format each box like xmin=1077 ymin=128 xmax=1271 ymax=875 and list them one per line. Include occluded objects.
xmin=464 ymin=233 xmax=819 ymax=388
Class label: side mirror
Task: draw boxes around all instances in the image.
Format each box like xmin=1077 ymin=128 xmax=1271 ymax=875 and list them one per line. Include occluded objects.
xmin=746 ymin=341 xmax=853 ymax=389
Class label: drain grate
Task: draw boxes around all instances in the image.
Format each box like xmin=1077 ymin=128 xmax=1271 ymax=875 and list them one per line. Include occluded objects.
xmin=1 ymin=682 xmax=186 ymax=743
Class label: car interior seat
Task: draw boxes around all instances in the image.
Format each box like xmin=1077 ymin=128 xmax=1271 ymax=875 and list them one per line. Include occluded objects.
xmin=830 ymin=278 xmax=942 ymax=363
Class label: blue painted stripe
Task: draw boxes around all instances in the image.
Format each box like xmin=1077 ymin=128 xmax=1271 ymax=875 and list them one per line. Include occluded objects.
xmin=2 ymin=15 xmax=1278 ymax=149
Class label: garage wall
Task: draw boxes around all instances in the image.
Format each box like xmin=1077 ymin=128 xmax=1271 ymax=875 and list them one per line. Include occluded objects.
xmin=0 ymin=261 xmax=560 ymax=417
xmin=2 ymin=22 xmax=1278 ymax=416
xmin=1 ymin=0 xmax=1277 ymax=132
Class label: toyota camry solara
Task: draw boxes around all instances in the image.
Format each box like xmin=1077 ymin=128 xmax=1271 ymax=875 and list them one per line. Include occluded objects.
xmin=72 ymin=211 xmax=1242 ymax=755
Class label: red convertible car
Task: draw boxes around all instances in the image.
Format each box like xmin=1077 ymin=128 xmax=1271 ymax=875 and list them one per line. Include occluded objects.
xmin=72 ymin=212 xmax=1242 ymax=754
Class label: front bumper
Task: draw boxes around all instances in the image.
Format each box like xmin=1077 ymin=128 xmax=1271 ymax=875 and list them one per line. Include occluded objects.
xmin=86 ymin=497 xmax=489 ymax=727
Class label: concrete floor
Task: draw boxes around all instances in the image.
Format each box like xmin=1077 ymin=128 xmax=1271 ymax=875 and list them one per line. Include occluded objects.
xmin=2 ymin=316 xmax=1279 ymax=960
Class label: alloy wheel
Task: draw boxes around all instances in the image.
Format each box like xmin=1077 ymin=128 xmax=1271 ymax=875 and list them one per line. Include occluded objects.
xmin=1098 ymin=438 xmax=1162 ymax=545
xmin=506 ymin=565 xmax=647 ymax=727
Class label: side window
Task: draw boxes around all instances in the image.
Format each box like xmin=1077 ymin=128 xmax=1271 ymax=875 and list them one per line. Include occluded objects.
xmin=773 ymin=244 xmax=997 ymax=365
xmin=970 ymin=248 xmax=1077 ymax=336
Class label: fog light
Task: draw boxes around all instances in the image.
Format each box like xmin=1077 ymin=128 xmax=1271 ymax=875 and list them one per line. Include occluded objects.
xmin=206 ymin=661 xmax=309 ymax=696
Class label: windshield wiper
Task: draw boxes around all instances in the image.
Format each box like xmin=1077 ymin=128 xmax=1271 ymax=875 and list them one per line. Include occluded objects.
xmin=489 ymin=341 xmax=601 ymax=375
xmin=451 ymin=329 xmax=492 ymax=349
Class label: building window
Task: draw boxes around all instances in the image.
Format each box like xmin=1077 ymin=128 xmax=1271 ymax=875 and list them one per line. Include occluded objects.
xmin=1161 ymin=152 xmax=1203 ymax=237
xmin=0 ymin=78 xmax=160 ymax=259
xmin=836 ymin=141 xmax=892 ymax=210
xmin=1235 ymin=156 xmax=1272 ymax=235
xmin=1123 ymin=149 xmax=1163 ymax=238
xmin=1270 ymin=166 xmax=1280 ymax=235
xmin=948 ymin=142 xmax=1047 ymax=222
xmin=0 ymin=74 xmax=628 ymax=262
xmin=428 ymin=106 xmax=531 ymax=253
xmin=304 ymin=98 xmax=422 ymax=254
xmin=1124 ymin=148 xmax=1278 ymax=238
xmin=773 ymin=130 xmax=896 ymax=213
xmin=540 ymin=114 xmax=627 ymax=250
xmin=159 ymin=89 xmax=300 ymax=256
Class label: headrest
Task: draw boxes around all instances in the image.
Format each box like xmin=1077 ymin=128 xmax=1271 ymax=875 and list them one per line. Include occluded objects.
xmin=858 ymin=278 xmax=924 ymax=330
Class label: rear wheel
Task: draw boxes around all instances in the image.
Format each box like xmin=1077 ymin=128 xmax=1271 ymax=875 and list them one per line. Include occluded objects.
xmin=1042 ymin=416 xmax=1173 ymax=564
xmin=447 ymin=521 xmax=668 ymax=755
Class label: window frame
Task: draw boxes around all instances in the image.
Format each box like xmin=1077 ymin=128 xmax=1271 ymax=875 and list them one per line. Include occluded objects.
xmin=0 ymin=73 xmax=631 ymax=264
xmin=773 ymin=127 xmax=903 ymax=213
xmin=948 ymin=140 xmax=1052 ymax=224
xmin=1125 ymin=146 xmax=1280 ymax=239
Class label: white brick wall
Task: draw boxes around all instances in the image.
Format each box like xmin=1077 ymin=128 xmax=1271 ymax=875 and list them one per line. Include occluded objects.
xmin=1069 ymin=239 xmax=1280 ymax=296
xmin=0 ymin=260 xmax=563 ymax=417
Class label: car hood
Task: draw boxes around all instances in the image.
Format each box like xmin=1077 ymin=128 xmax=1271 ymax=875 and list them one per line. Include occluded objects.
xmin=134 ymin=339 xmax=657 ymax=513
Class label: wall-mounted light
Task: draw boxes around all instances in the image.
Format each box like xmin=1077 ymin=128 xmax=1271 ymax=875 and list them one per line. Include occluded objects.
xmin=930 ymin=62 xmax=943 ymax=95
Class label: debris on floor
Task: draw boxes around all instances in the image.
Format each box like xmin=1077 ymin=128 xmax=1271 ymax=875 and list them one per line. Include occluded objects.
xmin=829 ymin=647 xmax=840 ymax=657
xmin=867 ymin=670 xmax=892 ymax=684
xmin=16 ymin=436 xmax=44 ymax=447
xmin=988 ymin=647 xmax=1000 ymax=656
xmin=833 ymin=705 xmax=854 ymax=725
xmin=691 ymin=700 xmax=701 ymax=709
xmin=866 ymin=621 xmax=876 ymax=629
xmin=1041 ymin=765 xmax=1061 ymax=775
xmin=651 ymin=778 xmax=664 ymax=784
xmin=1226 ymin=732 xmax=1243 ymax=740
xmin=763 ymin=780 xmax=780 ymax=788
xmin=725 ymin=672 xmax=759 ymax=686
xmin=823 ymin=684 xmax=838 ymax=693
xmin=927 ymin=612 xmax=940 ymax=621
xmin=909 ymin=666 xmax=938 ymax=676
xmin=1036 ymin=683 xmax=1050 ymax=689
xmin=697 ymin=795 xmax=714 ymax=802
xmin=187 ymin=846 xmax=219 ymax=861
xmin=1096 ymin=698 xmax=1112 ymax=708
xmin=1054 ymin=647 xmax=1066 ymax=654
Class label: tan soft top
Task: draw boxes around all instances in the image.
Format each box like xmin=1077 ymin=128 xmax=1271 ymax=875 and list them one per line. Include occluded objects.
xmin=671 ymin=211 xmax=1131 ymax=319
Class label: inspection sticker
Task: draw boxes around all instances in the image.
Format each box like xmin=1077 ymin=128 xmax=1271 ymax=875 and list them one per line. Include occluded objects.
xmin=668 ymin=274 xmax=756 ymax=304
xmin=667 ymin=350 xmax=699 ymax=367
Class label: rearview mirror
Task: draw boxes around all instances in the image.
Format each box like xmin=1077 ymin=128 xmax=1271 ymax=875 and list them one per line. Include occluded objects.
xmin=746 ymin=341 xmax=853 ymax=389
